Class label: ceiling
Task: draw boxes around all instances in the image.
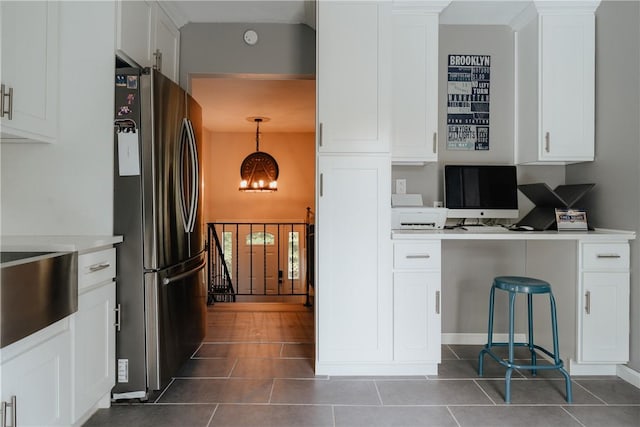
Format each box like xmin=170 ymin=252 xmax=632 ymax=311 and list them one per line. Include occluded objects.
xmin=191 ymin=77 xmax=316 ymax=133
xmin=165 ymin=0 xmax=535 ymax=133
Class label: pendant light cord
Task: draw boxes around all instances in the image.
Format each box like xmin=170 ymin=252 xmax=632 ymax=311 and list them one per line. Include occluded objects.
xmin=255 ymin=118 xmax=262 ymax=151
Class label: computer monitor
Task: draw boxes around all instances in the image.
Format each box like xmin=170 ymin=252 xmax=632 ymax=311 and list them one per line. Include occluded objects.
xmin=444 ymin=165 xmax=519 ymax=219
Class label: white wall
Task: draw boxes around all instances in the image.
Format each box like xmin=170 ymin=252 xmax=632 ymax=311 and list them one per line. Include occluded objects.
xmin=566 ymin=0 xmax=640 ymax=372
xmin=1 ymin=1 xmax=116 ymax=236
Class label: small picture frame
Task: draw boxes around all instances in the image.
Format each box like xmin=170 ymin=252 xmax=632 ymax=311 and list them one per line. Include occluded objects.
xmin=555 ymin=208 xmax=588 ymax=231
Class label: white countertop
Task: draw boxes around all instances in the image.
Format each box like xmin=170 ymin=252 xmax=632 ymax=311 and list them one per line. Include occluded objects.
xmin=391 ymin=228 xmax=636 ymax=241
xmin=1 ymin=235 xmax=123 ymax=252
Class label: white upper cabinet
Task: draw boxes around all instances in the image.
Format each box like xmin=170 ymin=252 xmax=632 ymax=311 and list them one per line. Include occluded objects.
xmin=317 ymin=1 xmax=391 ymax=153
xmin=391 ymin=7 xmax=444 ymax=163
xmin=116 ymin=0 xmax=180 ymax=83
xmin=153 ymin=4 xmax=181 ymax=83
xmin=0 ymin=1 xmax=59 ymax=143
xmin=116 ymin=0 xmax=153 ymax=67
xmin=515 ymin=2 xmax=598 ymax=164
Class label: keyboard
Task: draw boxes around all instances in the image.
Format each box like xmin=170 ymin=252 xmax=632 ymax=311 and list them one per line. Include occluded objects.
xmin=463 ymin=226 xmax=508 ymax=233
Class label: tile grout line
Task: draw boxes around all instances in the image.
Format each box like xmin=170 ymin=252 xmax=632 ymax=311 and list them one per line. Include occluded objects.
xmin=205 ymin=403 xmax=219 ymax=427
xmin=152 ymin=377 xmax=175 ymax=404
xmin=559 ymin=405 xmax=587 ymax=427
xmin=571 ymin=379 xmax=608 ymax=405
xmin=446 ymin=405 xmax=462 ymax=427
xmin=473 ymin=379 xmax=498 ymax=405
xmin=227 ymin=357 xmax=239 ymax=378
xmin=373 ymin=379 xmax=385 ymax=406
xmin=267 ymin=378 xmax=276 ymax=404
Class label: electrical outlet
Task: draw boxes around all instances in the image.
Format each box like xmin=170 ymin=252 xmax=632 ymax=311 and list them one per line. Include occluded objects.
xmin=395 ymin=179 xmax=407 ymax=194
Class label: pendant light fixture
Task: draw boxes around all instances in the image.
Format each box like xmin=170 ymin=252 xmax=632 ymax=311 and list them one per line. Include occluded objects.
xmin=239 ymin=117 xmax=279 ymax=192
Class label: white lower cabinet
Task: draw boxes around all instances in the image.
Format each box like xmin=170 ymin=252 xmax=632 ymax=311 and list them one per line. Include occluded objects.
xmin=577 ymin=242 xmax=630 ymax=366
xmin=392 ymin=241 xmax=441 ymax=369
xmin=393 ymin=271 xmax=441 ymax=362
xmin=71 ymin=248 xmax=117 ymax=424
xmin=0 ymin=323 xmax=72 ymax=426
xmin=316 ymin=155 xmax=392 ymax=368
xmin=71 ymin=281 xmax=116 ymax=424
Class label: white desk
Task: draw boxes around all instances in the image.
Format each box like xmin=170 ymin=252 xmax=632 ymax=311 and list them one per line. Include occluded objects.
xmin=389 ymin=228 xmax=634 ymax=376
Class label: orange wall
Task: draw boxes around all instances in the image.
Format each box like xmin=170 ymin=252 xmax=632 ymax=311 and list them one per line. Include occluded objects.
xmin=202 ymin=130 xmax=315 ymax=223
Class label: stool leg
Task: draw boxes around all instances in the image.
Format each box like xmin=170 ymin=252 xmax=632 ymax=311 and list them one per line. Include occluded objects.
xmin=505 ymin=291 xmax=516 ymax=403
xmin=479 ymin=285 xmax=496 ymax=377
xmin=549 ymin=292 xmax=573 ymax=403
xmin=528 ymin=293 xmax=537 ymax=376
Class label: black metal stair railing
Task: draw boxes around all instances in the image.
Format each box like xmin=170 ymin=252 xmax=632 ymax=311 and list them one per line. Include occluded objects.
xmin=207 ymin=223 xmax=236 ymax=304
xmin=207 ymin=220 xmax=313 ymax=305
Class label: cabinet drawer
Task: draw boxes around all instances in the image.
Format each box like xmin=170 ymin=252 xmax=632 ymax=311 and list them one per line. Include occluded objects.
xmin=582 ymin=243 xmax=629 ymax=270
xmin=78 ymin=248 xmax=116 ymax=290
xmin=394 ymin=242 xmax=440 ymax=270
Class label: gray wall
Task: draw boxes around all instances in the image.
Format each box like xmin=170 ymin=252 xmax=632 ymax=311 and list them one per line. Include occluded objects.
xmin=566 ymin=0 xmax=640 ymax=372
xmin=179 ymin=22 xmax=315 ymax=89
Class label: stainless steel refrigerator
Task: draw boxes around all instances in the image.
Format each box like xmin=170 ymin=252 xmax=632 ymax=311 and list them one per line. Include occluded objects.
xmin=113 ymin=68 xmax=205 ymax=400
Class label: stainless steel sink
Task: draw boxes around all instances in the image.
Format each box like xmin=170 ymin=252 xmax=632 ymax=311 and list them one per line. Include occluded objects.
xmin=1 ymin=251 xmax=78 ymax=348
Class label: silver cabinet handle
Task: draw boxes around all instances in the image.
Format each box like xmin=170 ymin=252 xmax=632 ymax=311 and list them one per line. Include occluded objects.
xmin=585 ymin=290 xmax=591 ymax=315
xmin=545 ymin=132 xmax=550 ymax=153
xmin=435 ymin=290 xmax=440 ymax=315
xmin=89 ymin=262 xmax=111 ymax=272
xmin=406 ymin=254 xmax=430 ymax=259
xmin=596 ymin=254 xmax=621 ymax=259
xmin=319 ymin=173 xmax=323 ymax=197
xmin=114 ymin=303 xmax=122 ymax=332
xmin=318 ymin=122 xmax=323 ymax=147
xmin=432 ymin=132 xmax=437 ymax=154
xmin=153 ymin=49 xmax=162 ymax=71
xmin=2 ymin=396 xmax=16 ymax=427
xmin=1 ymin=84 xmax=13 ymax=120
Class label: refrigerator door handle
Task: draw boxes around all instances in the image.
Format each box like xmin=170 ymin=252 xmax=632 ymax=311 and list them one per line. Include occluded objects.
xmin=185 ymin=119 xmax=199 ymax=233
xmin=178 ymin=118 xmax=199 ymax=234
xmin=162 ymin=260 xmax=206 ymax=286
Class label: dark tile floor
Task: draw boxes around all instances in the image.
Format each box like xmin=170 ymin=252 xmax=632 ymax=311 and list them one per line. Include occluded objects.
xmin=85 ymin=304 xmax=640 ymax=427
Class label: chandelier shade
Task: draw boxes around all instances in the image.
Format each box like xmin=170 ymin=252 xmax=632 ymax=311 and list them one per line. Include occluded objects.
xmin=239 ymin=117 xmax=279 ymax=192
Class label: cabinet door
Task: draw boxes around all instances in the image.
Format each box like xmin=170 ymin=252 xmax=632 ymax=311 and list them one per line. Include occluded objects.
xmin=1 ymin=330 xmax=71 ymax=426
xmin=393 ymin=271 xmax=441 ymax=362
xmin=539 ymin=14 xmax=594 ymax=162
xmin=0 ymin=1 xmax=59 ymax=143
xmin=317 ymin=155 xmax=391 ymax=363
xmin=317 ymin=1 xmax=390 ymax=153
xmin=391 ymin=13 xmax=439 ymax=163
xmin=115 ymin=0 xmax=153 ymax=67
xmin=72 ymin=282 xmax=116 ymax=422
xmin=580 ymin=272 xmax=629 ymax=363
xmin=152 ymin=3 xmax=180 ymax=83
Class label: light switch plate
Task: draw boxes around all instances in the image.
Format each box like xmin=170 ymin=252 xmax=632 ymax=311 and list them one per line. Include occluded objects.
xmin=395 ymin=179 xmax=407 ymax=194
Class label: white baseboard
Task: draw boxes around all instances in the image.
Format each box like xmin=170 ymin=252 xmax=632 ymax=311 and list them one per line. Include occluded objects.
xmin=617 ymin=364 xmax=640 ymax=389
xmin=442 ymin=333 xmax=527 ymax=345
xmin=569 ymin=359 xmax=618 ymax=376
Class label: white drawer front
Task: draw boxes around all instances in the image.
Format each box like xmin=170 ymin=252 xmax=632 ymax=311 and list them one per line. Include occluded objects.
xmin=78 ymin=248 xmax=116 ymax=290
xmin=394 ymin=242 xmax=440 ymax=270
xmin=582 ymin=243 xmax=629 ymax=270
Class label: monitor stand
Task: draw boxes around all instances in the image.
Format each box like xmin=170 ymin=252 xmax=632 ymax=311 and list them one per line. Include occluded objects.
xmin=517 ymin=183 xmax=595 ymax=231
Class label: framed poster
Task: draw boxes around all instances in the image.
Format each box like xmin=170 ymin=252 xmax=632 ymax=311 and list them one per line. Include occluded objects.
xmin=447 ymin=54 xmax=491 ymax=151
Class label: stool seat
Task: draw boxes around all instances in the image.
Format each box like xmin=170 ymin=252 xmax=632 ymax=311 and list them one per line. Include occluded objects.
xmin=493 ymin=276 xmax=551 ymax=294
xmin=479 ymin=276 xmax=572 ymax=403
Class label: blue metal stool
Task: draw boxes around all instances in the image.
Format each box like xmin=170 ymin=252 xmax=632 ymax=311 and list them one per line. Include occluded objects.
xmin=478 ymin=276 xmax=572 ymax=403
